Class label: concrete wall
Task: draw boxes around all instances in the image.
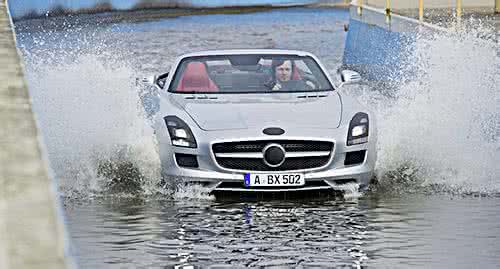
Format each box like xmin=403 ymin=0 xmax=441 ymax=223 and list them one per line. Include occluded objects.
xmin=343 ymin=0 xmax=498 ymax=82
xmin=343 ymin=4 xmax=413 ymax=81
xmin=342 ymin=3 xmax=444 ymax=82
xmin=0 ymin=0 xmax=68 ymax=268
xmin=342 ymin=13 xmax=413 ymax=81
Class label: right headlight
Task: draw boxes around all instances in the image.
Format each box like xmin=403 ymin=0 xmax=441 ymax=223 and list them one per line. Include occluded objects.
xmin=164 ymin=116 xmax=197 ymax=148
xmin=347 ymin=112 xmax=369 ymax=146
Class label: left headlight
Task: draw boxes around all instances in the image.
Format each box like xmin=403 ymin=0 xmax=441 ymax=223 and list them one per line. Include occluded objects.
xmin=347 ymin=112 xmax=369 ymax=146
xmin=164 ymin=116 xmax=197 ymax=148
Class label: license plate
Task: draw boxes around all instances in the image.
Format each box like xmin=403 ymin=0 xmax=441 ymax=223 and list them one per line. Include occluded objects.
xmin=244 ymin=173 xmax=305 ymax=187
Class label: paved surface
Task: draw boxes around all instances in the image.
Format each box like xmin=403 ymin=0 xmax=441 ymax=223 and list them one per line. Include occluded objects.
xmin=0 ymin=0 xmax=68 ymax=268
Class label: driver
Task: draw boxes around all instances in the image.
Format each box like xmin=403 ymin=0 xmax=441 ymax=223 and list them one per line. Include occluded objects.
xmin=268 ymin=59 xmax=315 ymax=91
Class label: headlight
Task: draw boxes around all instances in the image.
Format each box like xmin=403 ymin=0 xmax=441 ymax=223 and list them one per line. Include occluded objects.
xmin=347 ymin=112 xmax=369 ymax=146
xmin=164 ymin=116 xmax=197 ymax=148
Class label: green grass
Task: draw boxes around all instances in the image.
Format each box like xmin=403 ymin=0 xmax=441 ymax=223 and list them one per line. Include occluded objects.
xmin=13 ymin=3 xmax=349 ymax=23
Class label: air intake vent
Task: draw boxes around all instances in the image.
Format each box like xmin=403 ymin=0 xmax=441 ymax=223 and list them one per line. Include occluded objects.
xmin=344 ymin=150 xmax=366 ymax=166
xmin=297 ymin=94 xmax=328 ymax=99
xmin=175 ymin=153 xmax=199 ymax=168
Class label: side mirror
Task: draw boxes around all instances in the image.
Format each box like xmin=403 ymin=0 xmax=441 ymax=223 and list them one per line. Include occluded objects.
xmin=135 ymin=72 xmax=168 ymax=89
xmin=339 ymin=70 xmax=361 ymax=87
xmin=155 ymin=72 xmax=169 ymax=89
xmin=136 ymin=75 xmax=157 ymax=86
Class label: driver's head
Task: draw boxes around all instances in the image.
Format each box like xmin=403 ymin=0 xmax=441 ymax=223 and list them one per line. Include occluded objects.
xmin=273 ymin=60 xmax=292 ymax=82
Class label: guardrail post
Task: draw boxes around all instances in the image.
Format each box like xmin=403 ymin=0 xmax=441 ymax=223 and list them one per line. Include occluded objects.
xmin=385 ymin=0 xmax=391 ymax=23
xmin=456 ymin=0 xmax=462 ymax=23
xmin=357 ymin=0 xmax=362 ymax=16
xmin=419 ymin=0 xmax=424 ymax=22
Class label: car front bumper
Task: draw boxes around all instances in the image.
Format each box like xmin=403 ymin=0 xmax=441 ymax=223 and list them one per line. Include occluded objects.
xmin=157 ymin=120 xmax=377 ymax=192
xmin=163 ymin=162 xmax=374 ymax=192
xmin=160 ymin=140 xmax=376 ymax=192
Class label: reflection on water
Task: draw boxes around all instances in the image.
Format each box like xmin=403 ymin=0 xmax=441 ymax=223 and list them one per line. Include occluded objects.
xmin=65 ymin=195 xmax=500 ymax=268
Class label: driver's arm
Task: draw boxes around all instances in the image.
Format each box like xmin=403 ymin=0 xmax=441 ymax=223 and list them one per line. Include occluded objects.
xmin=305 ymin=80 xmax=316 ymax=90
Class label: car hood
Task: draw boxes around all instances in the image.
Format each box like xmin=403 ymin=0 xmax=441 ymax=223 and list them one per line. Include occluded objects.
xmin=173 ymin=93 xmax=342 ymax=131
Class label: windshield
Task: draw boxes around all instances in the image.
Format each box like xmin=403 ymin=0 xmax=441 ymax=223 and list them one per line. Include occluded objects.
xmin=168 ymin=54 xmax=333 ymax=94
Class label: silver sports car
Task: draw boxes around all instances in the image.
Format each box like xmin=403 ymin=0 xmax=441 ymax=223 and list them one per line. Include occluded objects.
xmin=147 ymin=49 xmax=377 ymax=192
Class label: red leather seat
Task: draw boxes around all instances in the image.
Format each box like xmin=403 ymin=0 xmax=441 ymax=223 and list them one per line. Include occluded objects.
xmin=176 ymin=62 xmax=219 ymax=92
xmin=292 ymin=62 xmax=303 ymax=80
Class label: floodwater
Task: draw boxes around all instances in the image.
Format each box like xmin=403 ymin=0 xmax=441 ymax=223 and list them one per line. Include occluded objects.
xmin=13 ymin=7 xmax=500 ymax=268
xmin=64 ymin=195 xmax=500 ymax=268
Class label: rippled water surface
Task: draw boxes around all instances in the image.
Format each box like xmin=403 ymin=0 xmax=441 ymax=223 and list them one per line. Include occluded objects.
xmin=65 ymin=195 xmax=500 ymax=268
xmin=13 ymin=7 xmax=500 ymax=268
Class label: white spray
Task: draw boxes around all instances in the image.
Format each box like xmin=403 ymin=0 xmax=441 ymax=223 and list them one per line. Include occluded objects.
xmin=359 ymin=19 xmax=499 ymax=195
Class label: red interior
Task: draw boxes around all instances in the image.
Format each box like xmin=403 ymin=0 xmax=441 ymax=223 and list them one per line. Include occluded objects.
xmin=176 ymin=62 xmax=219 ymax=92
xmin=292 ymin=63 xmax=303 ymax=80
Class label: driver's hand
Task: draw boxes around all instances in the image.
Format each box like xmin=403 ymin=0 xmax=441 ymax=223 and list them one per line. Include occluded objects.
xmin=272 ymin=82 xmax=282 ymax=91
xmin=306 ymin=81 xmax=316 ymax=89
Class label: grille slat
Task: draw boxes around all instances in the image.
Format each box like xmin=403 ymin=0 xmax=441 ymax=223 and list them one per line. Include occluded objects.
xmin=213 ymin=140 xmax=333 ymax=153
xmin=212 ymin=140 xmax=333 ymax=171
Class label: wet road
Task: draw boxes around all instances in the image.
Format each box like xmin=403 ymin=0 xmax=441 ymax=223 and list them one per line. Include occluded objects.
xmin=65 ymin=195 xmax=500 ymax=268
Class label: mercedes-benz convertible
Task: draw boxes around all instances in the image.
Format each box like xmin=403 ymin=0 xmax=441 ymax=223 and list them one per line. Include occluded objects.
xmin=146 ymin=49 xmax=377 ymax=193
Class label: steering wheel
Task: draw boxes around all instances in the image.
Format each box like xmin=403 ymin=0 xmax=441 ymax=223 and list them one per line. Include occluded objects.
xmin=303 ymin=75 xmax=319 ymax=90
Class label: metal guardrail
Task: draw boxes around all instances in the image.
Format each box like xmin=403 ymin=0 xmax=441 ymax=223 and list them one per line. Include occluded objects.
xmin=355 ymin=0 xmax=498 ymax=23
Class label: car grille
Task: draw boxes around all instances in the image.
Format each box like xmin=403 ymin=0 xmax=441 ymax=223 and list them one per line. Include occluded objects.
xmin=212 ymin=140 xmax=333 ymax=171
xmin=213 ymin=140 xmax=332 ymax=152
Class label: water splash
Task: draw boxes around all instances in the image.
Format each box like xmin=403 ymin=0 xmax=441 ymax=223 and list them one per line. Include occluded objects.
xmin=17 ymin=14 xmax=498 ymax=200
xmin=21 ymin=44 xmax=217 ymax=200
xmin=172 ymin=183 xmax=216 ymax=201
xmin=23 ymin=52 xmax=162 ymax=199
xmin=333 ymin=182 xmax=363 ymax=199
xmin=360 ymin=18 xmax=499 ymax=196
